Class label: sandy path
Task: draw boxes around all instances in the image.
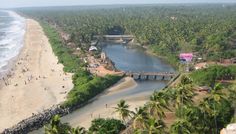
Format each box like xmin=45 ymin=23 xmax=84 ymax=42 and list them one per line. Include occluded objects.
xmin=0 ymin=19 xmax=73 ymax=131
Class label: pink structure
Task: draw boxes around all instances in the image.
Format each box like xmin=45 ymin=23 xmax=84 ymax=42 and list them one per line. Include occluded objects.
xmin=179 ymin=53 xmax=193 ymax=62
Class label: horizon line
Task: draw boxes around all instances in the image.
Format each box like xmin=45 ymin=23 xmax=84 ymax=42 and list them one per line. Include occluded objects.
xmin=2 ymin=2 xmax=236 ymax=9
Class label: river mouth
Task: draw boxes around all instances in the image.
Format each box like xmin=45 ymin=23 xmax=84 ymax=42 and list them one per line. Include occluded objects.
xmin=31 ymin=42 xmax=175 ymax=133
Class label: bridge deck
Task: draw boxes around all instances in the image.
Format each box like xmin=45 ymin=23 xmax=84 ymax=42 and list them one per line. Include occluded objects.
xmin=125 ymin=72 xmax=176 ymax=76
xmin=94 ymin=35 xmax=134 ymax=38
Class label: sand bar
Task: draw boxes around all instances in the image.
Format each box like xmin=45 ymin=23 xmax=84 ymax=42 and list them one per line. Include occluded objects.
xmin=0 ymin=19 xmax=73 ymax=131
xmin=64 ymin=95 xmax=147 ymax=129
xmin=104 ymin=77 xmax=137 ymax=95
xmin=60 ymin=77 xmax=148 ymax=129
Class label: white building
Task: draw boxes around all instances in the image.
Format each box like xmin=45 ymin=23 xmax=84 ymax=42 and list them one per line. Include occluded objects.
xmin=89 ymin=46 xmax=98 ymax=51
xmin=221 ymin=123 xmax=236 ymax=134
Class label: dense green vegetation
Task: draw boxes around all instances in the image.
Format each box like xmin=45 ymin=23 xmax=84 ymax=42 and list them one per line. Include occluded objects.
xmin=113 ymin=75 xmax=236 ymax=134
xmin=45 ymin=115 xmax=125 ymax=134
xmin=42 ymin=22 xmax=121 ymax=108
xmin=18 ymin=4 xmax=236 ymax=65
xmin=89 ymin=118 xmax=126 ymax=134
xmin=190 ymin=65 xmax=236 ymax=86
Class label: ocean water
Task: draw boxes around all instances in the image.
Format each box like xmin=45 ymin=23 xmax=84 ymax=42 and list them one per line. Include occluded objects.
xmin=0 ymin=11 xmax=25 ymax=74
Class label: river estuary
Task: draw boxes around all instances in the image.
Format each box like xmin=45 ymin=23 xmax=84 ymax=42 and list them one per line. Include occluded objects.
xmin=32 ymin=43 xmax=175 ymax=133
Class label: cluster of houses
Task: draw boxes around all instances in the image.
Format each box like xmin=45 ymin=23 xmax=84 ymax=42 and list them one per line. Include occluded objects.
xmin=179 ymin=52 xmax=236 ymax=71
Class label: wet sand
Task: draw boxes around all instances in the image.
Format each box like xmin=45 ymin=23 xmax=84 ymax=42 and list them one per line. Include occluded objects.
xmin=0 ymin=19 xmax=73 ymax=131
xmin=104 ymin=77 xmax=137 ymax=95
xmin=68 ymin=77 xmax=139 ymax=128
xmin=68 ymin=99 xmax=147 ymax=129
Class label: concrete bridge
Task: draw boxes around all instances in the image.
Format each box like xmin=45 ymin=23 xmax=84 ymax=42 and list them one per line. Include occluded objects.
xmin=125 ymin=72 xmax=176 ymax=81
xmin=93 ymin=35 xmax=134 ymax=43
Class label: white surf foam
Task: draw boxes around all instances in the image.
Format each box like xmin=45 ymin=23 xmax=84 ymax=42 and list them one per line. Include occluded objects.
xmin=0 ymin=11 xmax=26 ymax=73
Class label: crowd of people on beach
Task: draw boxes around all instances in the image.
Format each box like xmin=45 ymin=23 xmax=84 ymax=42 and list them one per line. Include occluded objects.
xmin=0 ymin=52 xmax=69 ymax=89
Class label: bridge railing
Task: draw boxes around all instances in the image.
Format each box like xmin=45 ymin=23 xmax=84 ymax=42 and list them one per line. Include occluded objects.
xmin=125 ymin=71 xmax=177 ymax=81
xmin=93 ymin=35 xmax=134 ymax=38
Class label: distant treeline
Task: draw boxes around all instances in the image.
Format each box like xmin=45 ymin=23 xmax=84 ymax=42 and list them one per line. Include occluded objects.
xmin=18 ymin=4 xmax=236 ymax=64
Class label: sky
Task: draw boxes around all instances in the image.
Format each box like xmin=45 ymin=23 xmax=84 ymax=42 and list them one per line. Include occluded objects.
xmin=0 ymin=0 xmax=236 ymax=8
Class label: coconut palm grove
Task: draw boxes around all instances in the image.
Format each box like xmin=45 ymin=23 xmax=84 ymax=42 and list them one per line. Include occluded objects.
xmin=2 ymin=3 xmax=236 ymax=134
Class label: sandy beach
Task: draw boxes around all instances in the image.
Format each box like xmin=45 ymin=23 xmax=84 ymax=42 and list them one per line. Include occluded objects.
xmin=66 ymin=95 xmax=148 ymax=130
xmin=0 ymin=19 xmax=73 ymax=131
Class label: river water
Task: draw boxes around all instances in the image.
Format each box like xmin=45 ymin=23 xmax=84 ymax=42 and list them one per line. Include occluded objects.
xmin=31 ymin=43 xmax=174 ymax=133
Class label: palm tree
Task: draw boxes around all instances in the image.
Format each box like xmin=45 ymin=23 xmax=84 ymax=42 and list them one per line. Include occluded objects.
xmin=170 ymin=84 xmax=195 ymax=111
xmin=144 ymin=116 xmax=166 ymax=134
xmin=207 ymin=83 xmax=226 ymax=103
xmin=146 ymin=90 xmax=171 ymax=119
xmin=168 ymin=76 xmax=195 ymax=119
xmin=170 ymin=119 xmax=192 ymax=134
xmin=206 ymin=83 xmax=227 ymax=134
xmin=198 ymin=100 xmax=215 ymax=133
xmin=45 ymin=115 xmax=61 ymax=134
xmin=180 ymin=75 xmax=193 ymax=85
xmin=45 ymin=115 xmax=71 ymax=134
xmin=69 ymin=126 xmax=87 ymax=134
xmin=180 ymin=105 xmax=211 ymax=133
xmin=132 ymin=107 xmax=148 ymax=129
xmin=114 ymin=99 xmax=131 ymax=123
xmin=193 ymin=83 xmax=228 ymax=134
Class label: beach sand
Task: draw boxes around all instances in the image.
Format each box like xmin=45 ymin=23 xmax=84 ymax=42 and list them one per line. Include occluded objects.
xmin=0 ymin=19 xmax=73 ymax=131
xmin=104 ymin=77 xmax=137 ymax=95
xmin=68 ymin=97 xmax=147 ymax=129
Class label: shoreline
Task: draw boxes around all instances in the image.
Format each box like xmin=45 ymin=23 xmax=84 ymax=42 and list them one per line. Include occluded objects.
xmin=0 ymin=27 xmax=27 ymax=88
xmin=0 ymin=11 xmax=26 ymax=88
xmin=0 ymin=19 xmax=73 ymax=131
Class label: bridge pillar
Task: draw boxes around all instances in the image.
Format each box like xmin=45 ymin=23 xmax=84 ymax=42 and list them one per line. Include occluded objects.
xmin=149 ymin=75 xmax=153 ymax=80
xmin=162 ymin=76 xmax=165 ymax=80
xmin=148 ymin=75 xmax=151 ymax=80
xmin=138 ymin=74 xmax=141 ymax=80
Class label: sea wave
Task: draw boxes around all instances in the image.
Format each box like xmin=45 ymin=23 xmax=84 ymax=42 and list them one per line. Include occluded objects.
xmin=0 ymin=11 xmax=25 ymax=73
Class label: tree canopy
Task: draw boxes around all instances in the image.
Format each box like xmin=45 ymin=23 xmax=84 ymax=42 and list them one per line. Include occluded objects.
xmin=18 ymin=4 xmax=236 ymax=64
